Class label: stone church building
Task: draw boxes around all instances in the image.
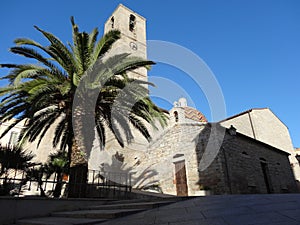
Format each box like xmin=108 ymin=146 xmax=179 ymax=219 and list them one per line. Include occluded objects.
xmin=0 ymin=4 xmax=299 ymax=196
xmin=92 ymin=97 xmax=298 ymax=195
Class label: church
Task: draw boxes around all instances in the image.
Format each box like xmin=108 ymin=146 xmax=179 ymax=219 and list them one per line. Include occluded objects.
xmin=87 ymin=4 xmax=299 ymax=195
xmin=0 ymin=4 xmax=299 ymax=196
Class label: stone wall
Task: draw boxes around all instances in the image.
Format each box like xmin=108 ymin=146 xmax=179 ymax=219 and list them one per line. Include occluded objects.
xmin=104 ymin=4 xmax=147 ymax=81
xmin=220 ymin=108 xmax=300 ymax=187
xmin=101 ymin=120 xmax=298 ymax=196
xmin=196 ymin=126 xmax=298 ymax=194
xmin=145 ymin=123 xmax=205 ymax=195
xmin=0 ymin=120 xmax=59 ymax=164
xmin=196 ymin=124 xmax=229 ymax=194
xmin=223 ymin=132 xmax=297 ymax=194
xmin=221 ymin=108 xmax=294 ymax=152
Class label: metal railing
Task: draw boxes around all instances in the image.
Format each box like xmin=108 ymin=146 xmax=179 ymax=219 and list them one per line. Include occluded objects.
xmin=0 ymin=166 xmax=132 ymax=198
xmin=86 ymin=170 xmax=132 ymax=199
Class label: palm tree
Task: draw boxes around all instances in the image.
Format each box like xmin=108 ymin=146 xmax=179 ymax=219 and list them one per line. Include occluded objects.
xmin=43 ymin=151 xmax=69 ymax=197
xmin=0 ymin=17 xmax=167 ymax=197
xmin=0 ymin=145 xmax=35 ymax=175
xmin=0 ymin=145 xmax=35 ymax=195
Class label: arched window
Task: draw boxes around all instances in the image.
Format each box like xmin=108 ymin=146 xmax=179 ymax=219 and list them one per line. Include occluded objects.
xmin=174 ymin=111 xmax=179 ymax=123
xmin=110 ymin=16 xmax=115 ymax=29
xmin=129 ymin=14 xmax=136 ymax=32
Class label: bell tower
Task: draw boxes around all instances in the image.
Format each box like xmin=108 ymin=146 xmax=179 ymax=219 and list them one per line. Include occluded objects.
xmin=104 ymin=4 xmax=148 ymax=81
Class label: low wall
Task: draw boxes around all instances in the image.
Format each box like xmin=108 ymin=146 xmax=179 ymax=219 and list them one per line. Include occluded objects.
xmin=0 ymin=196 xmax=110 ymax=225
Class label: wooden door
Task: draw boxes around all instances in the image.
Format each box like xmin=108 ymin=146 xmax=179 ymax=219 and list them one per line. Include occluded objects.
xmin=260 ymin=162 xmax=272 ymax=193
xmin=174 ymin=161 xmax=188 ymax=196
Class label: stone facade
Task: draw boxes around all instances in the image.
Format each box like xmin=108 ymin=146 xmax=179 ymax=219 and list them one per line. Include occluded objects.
xmin=0 ymin=119 xmax=58 ymax=164
xmin=145 ymin=123 xmax=204 ymax=195
xmin=220 ymin=108 xmax=294 ymax=153
xmin=126 ymin=120 xmax=298 ymax=195
xmin=88 ymin=99 xmax=298 ymax=195
xmin=197 ymin=124 xmax=297 ymax=194
xmin=104 ymin=4 xmax=147 ymax=81
xmin=220 ymin=108 xmax=300 ymax=185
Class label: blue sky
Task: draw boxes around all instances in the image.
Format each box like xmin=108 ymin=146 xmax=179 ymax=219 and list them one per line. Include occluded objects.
xmin=0 ymin=1 xmax=300 ymax=147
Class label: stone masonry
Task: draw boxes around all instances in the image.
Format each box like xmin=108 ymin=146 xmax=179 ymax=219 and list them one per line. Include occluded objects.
xmin=196 ymin=124 xmax=298 ymax=194
xmin=220 ymin=108 xmax=300 ymax=184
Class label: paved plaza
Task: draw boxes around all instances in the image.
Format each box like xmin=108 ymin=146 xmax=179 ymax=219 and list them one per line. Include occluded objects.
xmin=100 ymin=194 xmax=300 ymax=225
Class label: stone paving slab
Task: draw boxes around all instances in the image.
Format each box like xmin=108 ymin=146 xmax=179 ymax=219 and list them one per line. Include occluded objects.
xmin=83 ymin=200 xmax=175 ymax=210
xmin=17 ymin=217 xmax=107 ymax=225
xmin=223 ymin=212 xmax=298 ymax=225
xmin=278 ymin=209 xmax=300 ymax=221
xmin=99 ymin=194 xmax=300 ymax=225
xmin=52 ymin=208 xmax=144 ymax=219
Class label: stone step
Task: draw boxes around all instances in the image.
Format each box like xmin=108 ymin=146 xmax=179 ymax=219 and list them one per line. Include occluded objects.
xmin=17 ymin=217 xmax=107 ymax=225
xmin=103 ymin=197 xmax=186 ymax=205
xmin=83 ymin=200 xmax=176 ymax=210
xmin=51 ymin=208 xmax=144 ymax=219
xmin=15 ymin=199 xmax=182 ymax=225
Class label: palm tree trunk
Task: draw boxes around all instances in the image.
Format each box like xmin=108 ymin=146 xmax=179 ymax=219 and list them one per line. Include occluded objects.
xmin=67 ymin=93 xmax=97 ymax=198
xmin=38 ymin=181 xmax=46 ymax=197
xmin=53 ymin=169 xmax=63 ymax=198
xmin=67 ymin=138 xmax=88 ymax=198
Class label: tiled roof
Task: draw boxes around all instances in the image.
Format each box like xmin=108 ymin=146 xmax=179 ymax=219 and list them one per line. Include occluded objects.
xmin=184 ymin=107 xmax=207 ymax=122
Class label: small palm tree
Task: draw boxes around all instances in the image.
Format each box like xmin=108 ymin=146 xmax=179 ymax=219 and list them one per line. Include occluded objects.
xmin=43 ymin=151 xmax=69 ymax=197
xmin=0 ymin=145 xmax=35 ymax=195
xmin=0 ymin=17 xmax=167 ymax=197
xmin=0 ymin=145 xmax=35 ymax=175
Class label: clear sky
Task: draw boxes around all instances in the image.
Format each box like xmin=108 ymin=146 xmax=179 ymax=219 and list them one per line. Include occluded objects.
xmin=0 ymin=1 xmax=300 ymax=147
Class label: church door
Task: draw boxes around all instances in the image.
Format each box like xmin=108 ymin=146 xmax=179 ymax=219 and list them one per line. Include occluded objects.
xmin=260 ymin=162 xmax=272 ymax=193
xmin=174 ymin=161 xmax=188 ymax=196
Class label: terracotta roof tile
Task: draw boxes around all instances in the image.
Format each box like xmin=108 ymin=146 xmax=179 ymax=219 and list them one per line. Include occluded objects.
xmin=184 ymin=107 xmax=207 ymax=122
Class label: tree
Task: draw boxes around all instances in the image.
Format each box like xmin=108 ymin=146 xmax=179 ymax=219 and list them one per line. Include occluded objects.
xmin=0 ymin=145 xmax=35 ymax=195
xmin=0 ymin=145 xmax=35 ymax=175
xmin=43 ymin=151 xmax=69 ymax=197
xmin=0 ymin=17 xmax=167 ymax=197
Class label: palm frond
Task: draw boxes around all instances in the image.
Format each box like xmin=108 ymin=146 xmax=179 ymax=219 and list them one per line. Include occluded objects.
xmin=34 ymin=25 xmax=77 ymax=77
xmin=53 ymin=118 xmax=68 ymax=148
xmin=36 ymin=111 xmax=63 ymax=148
xmin=10 ymin=47 xmax=55 ymax=68
xmin=91 ymin=29 xmax=121 ymax=64
xmin=129 ymin=114 xmax=151 ymax=141
xmin=88 ymin=28 xmax=99 ymax=55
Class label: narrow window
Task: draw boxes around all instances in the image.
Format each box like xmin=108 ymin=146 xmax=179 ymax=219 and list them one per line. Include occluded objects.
xmin=129 ymin=14 xmax=136 ymax=32
xmin=9 ymin=131 xmax=19 ymax=146
xmin=110 ymin=16 xmax=114 ymax=29
xmin=174 ymin=111 xmax=179 ymax=123
xmin=241 ymin=151 xmax=250 ymax=158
